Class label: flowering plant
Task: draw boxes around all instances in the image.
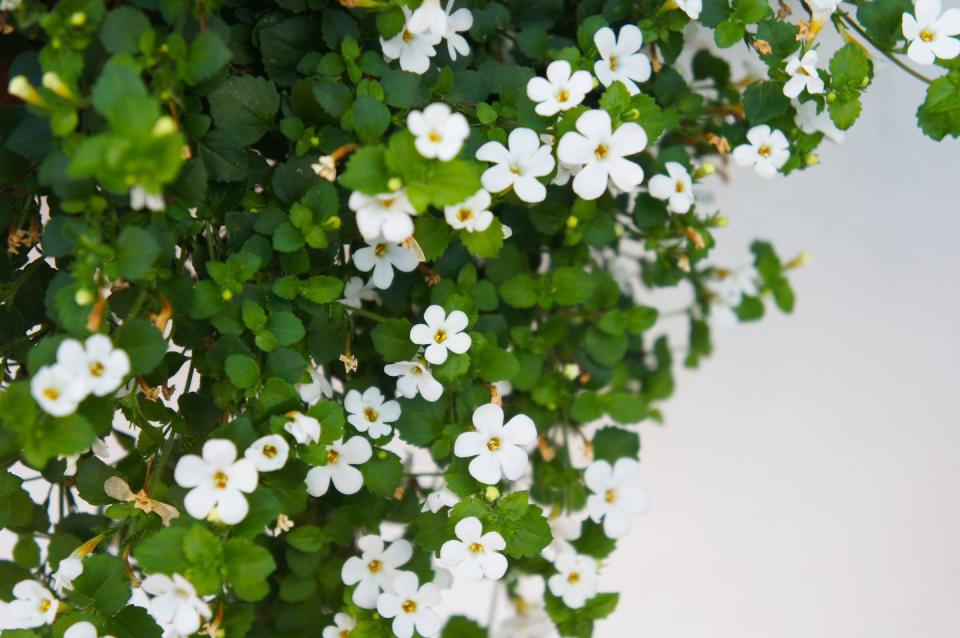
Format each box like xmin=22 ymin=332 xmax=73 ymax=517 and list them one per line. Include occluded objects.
xmin=0 ymin=0 xmax=953 ymax=637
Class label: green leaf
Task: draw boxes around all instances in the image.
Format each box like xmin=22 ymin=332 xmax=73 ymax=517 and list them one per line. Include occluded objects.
xmin=361 ymin=450 xmax=404 ymax=496
xmin=630 ymin=93 xmax=666 ymax=141
xmin=858 ymin=0 xmax=913 ymax=48
xmin=743 ymin=81 xmax=790 ymax=124
xmin=414 ymin=215 xmax=452 ymax=261
xmin=133 ymin=527 xmax=189 ymax=574
xmin=208 ymin=76 xmax=280 ymax=145
xmin=393 ymin=397 xmax=446 ymax=446
xmin=224 ymin=538 xmax=276 ymax=602
xmin=71 ymin=554 xmax=131 ymax=615
xmin=100 ymin=8 xmax=151 ymax=55
xmin=551 ymin=267 xmax=595 ymax=305
xmin=382 ymin=71 xmax=429 ymax=108
xmin=502 ymin=506 xmax=552 ymax=558
xmin=268 ymin=312 xmax=306 ymax=346
xmin=603 ymin=392 xmax=648 ymax=424
xmin=591 ymin=426 xmax=640 ymax=461
xmin=339 ymin=146 xmax=390 ymax=195
xmin=115 ymin=227 xmax=160 ymax=281
xmin=828 ymin=96 xmax=862 ymax=130
xmin=829 ymin=44 xmax=871 ymax=87
xmin=715 ymin=19 xmax=745 ymax=48
xmin=371 ymin=318 xmax=418 ymax=362
xmin=917 ymin=71 xmax=960 ymax=141
xmin=499 ymin=273 xmax=538 ymax=308
xmin=115 ymin=318 xmax=168 ymax=375
xmin=286 ymin=525 xmax=328 ymax=552
xmin=184 ymin=31 xmax=233 ymax=85
xmin=732 ymin=0 xmax=771 ymax=23
xmin=226 ymin=354 xmax=261 ymax=389
xmin=460 ymin=219 xmax=504 ymax=259
xmin=441 ymin=617 xmax=486 ymax=638
xmin=300 ymin=276 xmax=344 ymax=304
xmin=109 ymin=606 xmax=163 ymax=638
xmin=353 ymin=95 xmax=392 ymax=144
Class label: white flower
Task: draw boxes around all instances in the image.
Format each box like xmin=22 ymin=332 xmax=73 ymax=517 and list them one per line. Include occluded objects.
xmin=807 ymin=0 xmax=840 ymax=24
xmin=444 ymin=190 xmax=494 ymax=233
xmin=173 ymin=439 xmax=258 ymax=525
xmin=271 ymin=513 xmax=295 ymax=536
xmin=340 ymin=276 xmax=382 ymax=309
xmin=409 ymin=305 xmax=472 ymax=365
xmin=53 ymin=554 xmax=84 ymax=592
xmin=30 ymin=364 xmax=82 ymax=416
xmin=783 ymin=50 xmax=824 ymax=99
xmin=441 ymin=0 xmax=473 ymax=60
xmin=345 ymin=387 xmax=400 ymax=438
xmin=381 ymin=8 xmax=442 ymax=75
xmin=793 ymin=99 xmax=845 ymax=144
xmin=440 ymin=516 xmax=508 ymax=581
xmin=714 ymin=268 xmax=758 ymax=307
xmin=284 ymin=411 xmax=321 ymax=445
xmin=142 ymin=573 xmax=211 ymax=637
xmin=543 ymin=508 xmax=584 ymax=559
xmin=732 ymin=125 xmax=789 ymax=178
xmin=349 ymin=190 xmax=417 ymax=243
xmin=322 ymin=613 xmax=357 ymax=638
xmin=675 ymin=0 xmax=702 ymax=20
xmin=353 ymin=238 xmax=419 ymax=290
xmin=305 ymin=437 xmax=372 ymax=496
xmin=65 ymin=621 xmax=115 ymax=638
xmin=408 ymin=102 xmax=470 ymax=161
xmin=476 ymin=128 xmax=555 ymax=203
xmin=421 ymin=487 xmax=459 ymax=513
xmin=376 ymin=571 xmax=442 ymax=638
xmin=494 ymin=605 xmax=555 ymax=638
xmin=903 ymin=0 xmax=960 ymax=64
xmin=526 ymin=60 xmax=593 ymax=116
xmin=593 ymin=25 xmax=651 ymax=95
xmin=245 ymin=434 xmax=290 ymax=472
xmin=1 ymin=0 xmax=23 ymax=11
xmin=385 ymin=359 xmax=443 ymax=401
xmin=130 ymin=184 xmax=164 ymax=211
xmin=408 ymin=0 xmax=448 ymax=34
xmin=298 ymin=365 xmax=334 ymax=404
xmin=7 ymin=580 xmax=58 ymax=628
xmin=547 ymin=552 xmax=598 ymax=609
xmin=453 ymin=403 xmax=537 ymax=484
xmin=57 ymin=334 xmax=131 ymax=397
xmin=62 ymin=437 xmax=110 ymax=476
xmin=647 ymin=161 xmax=695 ymax=213
xmin=341 ymin=535 xmax=413 ymax=608
xmin=584 ymin=458 xmax=651 ymax=539
xmin=557 ymin=109 xmax=647 ymax=200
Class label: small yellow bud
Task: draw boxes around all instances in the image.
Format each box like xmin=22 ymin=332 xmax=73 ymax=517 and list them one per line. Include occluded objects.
xmin=565 ymin=216 xmax=578 ymax=229
xmin=74 ymin=288 xmax=96 ymax=306
xmin=562 ymin=363 xmax=580 ymax=380
xmin=221 ymin=289 xmax=233 ymax=301
xmin=826 ymin=91 xmax=837 ymax=103
xmin=804 ymin=153 xmax=819 ymax=167
xmin=784 ymin=250 xmax=811 ymax=270
xmin=623 ymin=107 xmax=640 ymax=121
xmin=8 ymin=76 xmax=45 ymax=106
xmin=152 ymin=116 xmax=177 ymax=137
xmin=484 ymin=486 xmax=500 ymax=502
xmin=310 ymin=136 xmax=320 ymax=146
xmin=714 ymin=215 xmax=729 ymax=228
xmin=69 ymin=11 xmax=87 ymax=27
xmin=694 ymin=161 xmax=716 ymax=179
xmin=322 ymin=216 xmax=342 ymax=230
xmin=41 ymin=72 xmax=72 ymax=99
xmin=387 ymin=177 xmax=403 ymax=191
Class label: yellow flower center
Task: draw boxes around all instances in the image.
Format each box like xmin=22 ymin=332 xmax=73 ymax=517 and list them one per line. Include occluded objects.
xmin=89 ymin=361 xmax=105 ymax=377
xmin=43 ymin=387 xmax=60 ymax=401
xmin=401 ymin=599 xmax=418 ymax=614
xmin=675 ymin=181 xmax=686 ymax=192
xmin=557 ymin=89 xmax=570 ymax=103
xmin=567 ymin=571 xmax=581 ymax=584
xmin=380 ymin=197 xmax=395 ymax=208
xmin=469 ymin=542 xmax=485 ymax=553
xmin=456 ymin=208 xmax=472 ymax=221
xmin=428 ymin=131 xmax=441 ymax=142
xmin=340 ymin=632 xmax=351 ymax=638
xmin=434 ymin=329 xmax=447 ymax=344
xmin=368 ymin=559 xmax=382 ymax=572
xmin=412 ymin=364 xmax=424 ymax=375
xmin=263 ymin=444 xmax=278 ymax=458
xmin=327 ymin=449 xmax=340 ymax=465
xmin=757 ymin=145 xmax=772 ymax=158
xmin=486 ymin=436 xmax=501 ymax=452
xmin=38 ymin=599 xmax=51 ymax=613
xmin=375 ymin=243 xmax=388 ymax=257
xmin=594 ymin=144 xmax=608 ymax=160
xmin=402 ymin=30 xmax=413 ymax=43
xmin=920 ymin=28 xmax=935 ymax=42
xmin=509 ymin=164 xmax=522 ymax=175
xmin=214 ymin=471 xmax=229 ymax=489
xmin=609 ymin=56 xmax=619 ymax=71
xmin=604 ymin=489 xmax=617 ymax=503
xmin=364 ymin=407 xmax=379 ymax=422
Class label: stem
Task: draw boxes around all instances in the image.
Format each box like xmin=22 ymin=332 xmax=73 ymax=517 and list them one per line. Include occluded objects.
xmin=341 ymin=304 xmax=390 ymax=322
xmin=146 ymin=424 xmax=176 ymax=495
xmin=837 ymin=13 xmax=933 ymax=85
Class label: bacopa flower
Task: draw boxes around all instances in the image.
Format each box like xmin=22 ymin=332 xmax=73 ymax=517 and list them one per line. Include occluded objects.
xmin=385 ymin=359 xmax=444 ymax=401
xmin=340 ymin=276 xmax=382 ymax=308
xmin=376 ymin=571 xmax=442 ymax=638
xmin=526 ymin=60 xmax=593 ymax=116
xmin=349 ymin=190 xmax=417 ymax=243
xmin=648 ymin=161 xmax=695 ymax=214
xmin=794 ymin=99 xmax=845 ymax=144
xmin=408 ymin=0 xmax=447 ymax=34
xmin=31 ymin=364 xmax=82 ymax=416
xmin=410 ymin=305 xmax=472 ymax=365
xmin=593 ymin=25 xmax=651 ymax=95
xmin=322 ymin=613 xmax=357 ymax=638
xmin=476 ymin=128 xmax=555 ymax=204
xmin=52 ymin=549 xmax=86 ymax=592
xmin=244 ymin=434 xmax=290 ymax=472
xmin=297 ymin=364 xmax=334 ymax=404
xmin=381 ymin=8 xmax=442 ymax=74
xmin=345 ymin=387 xmax=401 ymax=439
xmin=59 ymin=335 xmax=131 ymax=397
xmin=441 ymin=0 xmax=473 ymax=60
xmin=674 ymin=0 xmax=702 ymax=20
xmin=341 ymin=535 xmax=413 ymax=608
xmin=584 ymin=458 xmax=651 ymax=539
xmin=547 ymin=552 xmax=599 ymax=609
xmin=305 ymin=437 xmax=372 ymax=496
xmin=65 ymin=621 xmax=115 ymax=638
xmin=352 ymin=238 xmax=419 ymax=290
xmin=284 ymin=411 xmax=321 ymax=445
xmin=902 ymin=0 xmax=960 ymax=65
xmin=453 ymin=403 xmax=537 ymax=484
xmin=130 ymin=184 xmax=164 ymax=211
xmin=7 ymin=580 xmax=58 ymax=628
xmin=421 ymin=486 xmax=459 ymax=513
xmin=807 ymin=0 xmax=840 ymax=25
xmin=174 ymin=439 xmax=258 ymax=525
xmin=557 ymin=109 xmax=647 ymax=200
xmin=782 ymin=50 xmax=824 ymax=98
xmin=440 ymin=516 xmax=509 ymax=581
xmin=732 ymin=125 xmax=790 ymax=178
xmin=407 ymin=102 xmax=469 ymax=161
xmin=142 ymin=573 xmax=211 ymax=637
xmin=444 ymin=189 xmax=494 ymax=233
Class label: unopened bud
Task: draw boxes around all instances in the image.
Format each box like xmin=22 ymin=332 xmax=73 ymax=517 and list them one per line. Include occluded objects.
xmin=387 ymin=177 xmax=403 ymax=191
xmin=74 ymin=288 xmax=96 ymax=306
xmin=41 ymin=72 xmax=71 ymax=99
xmin=623 ymin=107 xmax=640 ymax=121
xmin=310 ymin=135 xmax=320 ymax=146
xmin=8 ymin=76 xmax=45 ymax=106
xmin=614 ymin=222 xmax=625 ymax=237
xmin=323 ymin=216 xmax=342 ymax=230
xmin=221 ymin=289 xmax=233 ymax=301
xmin=804 ymin=153 xmax=819 ymax=167
xmin=784 ymin=250 xmax=811 ymax=270
xmin=151 ymin=116 xmax=177 ymax=137
xmin=826 ymin=91 xmax=837 ymax=103
xmin=565 ymin=216 xmax=578 ymax=229
xmin=714 ymin=215 xmax=729 ymax=228
xmin=69 ymin=11 xmax=87 ymax=27
xmin=484 ymin=486 xmax=500 ymax=502
xmin=694 ymin=162 xmax=715 ymax=179
xmin=562 ymin=363 xmax=580 ymax=380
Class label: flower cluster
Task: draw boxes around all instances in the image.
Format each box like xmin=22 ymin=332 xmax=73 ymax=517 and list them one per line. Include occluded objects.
xmin=30 ymin=335 xmax=130 ymax=417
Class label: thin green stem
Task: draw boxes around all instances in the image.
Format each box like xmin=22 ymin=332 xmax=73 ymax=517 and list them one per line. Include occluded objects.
xmin=342 ymin=303 xmax=390 ymax=322
xmin=837 ymin=13 xmax=934 ymax=85
xmin=146 ymin=424 xmax=176 ymax=495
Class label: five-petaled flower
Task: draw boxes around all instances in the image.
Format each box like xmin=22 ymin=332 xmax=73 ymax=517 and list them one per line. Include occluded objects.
xmin=584 ymin=458 xmax=652 ymax=539
xmin=444 ymin=189 xmax=495 ymax=233
xmin=440 ymin=0 xmax=473 ymax=60
xmin=65 ymin=621 xmax=115 ymax=638
xmin=7 ymin=580 xmax=58 ymax=628
xmin=902 ymin=0 xmax=960 ymax=64
xmin=453 ymin=403 xmax=537 ymax=484
xmin=440 ymin=516 xmax=509 ymax=581
xmin=783 ymin=50 xmax=824 ymax=98
xmin=381 ymin=7 xmax=442 ymax=75
xmin=322 ymin=613 xmax=357 ymax=638
xmin=593 ymin=25 xmax=651 ymax=95
xmin=345 ymin=387 xmax=401 ymax=439
xmin=340 ymin=276 xmax=382 ymax=308
xmin=410 ymin=305 xmax=472 ymax=365
xmin=245 ymin=434 xmax=290 ymax=472
xmin=648 ymin=161 xmax=695 ymax=213
xmin=385 ymin=359 xmax=444 ymax=402
xmin=142 ymin=573 xmax=212 ymax=637
xmin=558 ymin=109 xmax=647 ymax=200
xmin=476 ymin=128 xmax=555 ymax=203
xmin=341 ymin=535 xmax=413 ymax=608
xmin=284 ymin=411 xmax=322 ymax=445
xmin=526 ymin=60 xmax=593 ymax=116
xmin=733 ymin=125 xmax=790 ymax=178
xmin=349 ymin=190 xmax=417 ymax=243
xmin=174 ymin=439 xmax=258 ymax=525
xmin=547 ymin=552 xmax=599 ymax=609
xmin=674 ymin=0 xmax=703 ymax=20
xmin=376 ymin=571 xmax=443 ymax=638
xmin=58 ymin=335 xmax=131 ymax=397
xmin=352 ymin=238 xmax=419 ymax=290
xmin=421 ymin=486 xmax=460 ymax=513
xmin=408 ymin=102 xmax=470 ymax=161
xmin=31 ymin=364 xmax=83 ymax=417
xmin=305 ymin=437 xmax=373 ymax=496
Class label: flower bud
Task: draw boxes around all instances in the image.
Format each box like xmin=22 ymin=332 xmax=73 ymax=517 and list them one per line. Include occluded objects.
xmin=785 ymin=250 xmax=811 ymax=270
xmin=714 ymin=215 xmax=729 ymax=228
xmin=387 ymin=177 xmax=403 ymax=191
xmin=562 ymin=363 xmax=580 ymax=380
xmin=8 ymin=76 xmax=45 ymax=107
xmin=221 ymin=289 xmax=233 ymax=301
xmin=614 ymin=222 xmax=624 ymax=237
xmin=69 ymin=11 xmax=87 ymax=27
xmin=826 ymin=91 xmax=837 ymax=103
xmin=565 ymin=216 xmax=578 ymax=229
xmin=41 ymin=72 xmax=71 ymax=99
xmin=323 ymin=216 xmax=342 ymax=230
xmin=484 ymin=486 xmax=500 ymax=502
xmin=694 ymin=161 xmax=715 ymax=179
xmin=151 ymin=116 xmax=177 ymax=137
xmin=74 ymin=288 xmax=96 ymax=306
xmin=804 ymin=153 xmax=819 ymax=167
